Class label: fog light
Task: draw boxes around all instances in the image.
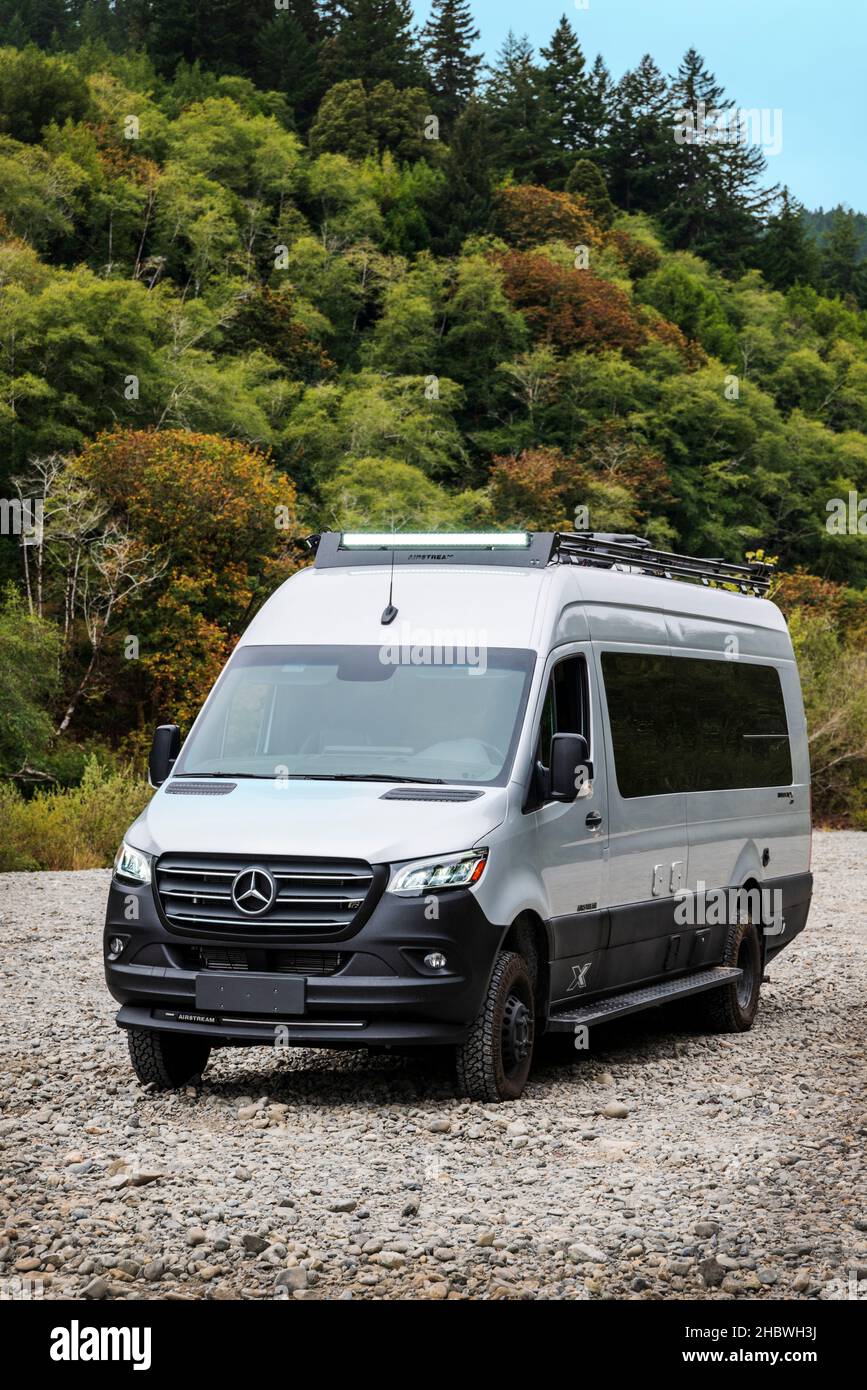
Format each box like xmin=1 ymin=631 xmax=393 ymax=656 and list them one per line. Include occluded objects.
xmin=108 ymin=937 xmax=126 ymax=960
xmin=424 ymin=952 xmax=448 ymax=970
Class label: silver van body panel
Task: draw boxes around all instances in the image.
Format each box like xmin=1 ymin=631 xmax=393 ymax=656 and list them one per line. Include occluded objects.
xmin=123 ymin=554 xmax=810 ymax=985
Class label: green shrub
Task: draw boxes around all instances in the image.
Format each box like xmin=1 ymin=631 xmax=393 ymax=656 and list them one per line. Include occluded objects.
xmin=0 ymin=757 xmax=151 ymax=871
xmin=789 ymin=609 xmax=867 ymax=826
xmin=0 ymin=584 xmax=61 ymax=777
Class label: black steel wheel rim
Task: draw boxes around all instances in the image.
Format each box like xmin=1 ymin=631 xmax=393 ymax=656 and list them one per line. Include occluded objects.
xmin=502 ymin=992 xmax=531 ymax=1074
xmin=736 ymin=934 xmax=756 ymax=1008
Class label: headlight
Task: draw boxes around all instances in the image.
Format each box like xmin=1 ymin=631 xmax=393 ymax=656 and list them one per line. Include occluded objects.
xmin=387 ymin=848 xmax=488 ymax=895
xmin=113 ymin=841 xmax=152 ymax=886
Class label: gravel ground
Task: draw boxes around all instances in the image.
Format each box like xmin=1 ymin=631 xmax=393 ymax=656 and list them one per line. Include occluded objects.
xmin=0 ymin=831 xmax=864 ymax=1302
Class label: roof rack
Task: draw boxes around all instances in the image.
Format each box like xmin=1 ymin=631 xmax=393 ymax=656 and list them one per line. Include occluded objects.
xmin=299 ymin=531 xmax=774 ymax=594
xmin=552 ymin=533 xmax=774 ymax=595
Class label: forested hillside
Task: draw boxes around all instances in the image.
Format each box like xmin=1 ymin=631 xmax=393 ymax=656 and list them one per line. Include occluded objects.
xmin=804 ymin=207 xmax=867 ymax=265
xmin=1 ymin=3 xmax=866 ymax=858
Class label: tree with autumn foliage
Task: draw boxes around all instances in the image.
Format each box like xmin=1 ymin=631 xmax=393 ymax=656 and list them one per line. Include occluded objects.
xmin=498 ymin=249 xmax=647 ymax=356
xmin=493 ymin=184 xmax=603 ymax=252
xmin=71 ymin=430 xmax=297 ymax=731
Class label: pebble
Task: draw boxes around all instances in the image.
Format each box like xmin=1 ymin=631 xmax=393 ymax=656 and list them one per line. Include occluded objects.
xmin=699 ymin=1258 xmax=725 ymax=1288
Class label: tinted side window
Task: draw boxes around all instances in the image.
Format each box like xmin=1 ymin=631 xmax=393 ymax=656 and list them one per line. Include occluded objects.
xmin=601 ymin=653 xmax=792 ymax=796
xmin=600 ymin=655 xmax=675 ymax=796
xmin=537 ymin=656 xmax=588 ymax=769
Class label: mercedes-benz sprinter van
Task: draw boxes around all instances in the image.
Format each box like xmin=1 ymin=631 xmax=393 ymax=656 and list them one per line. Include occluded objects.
xmin=104 ymin=531 xmax=812 ymax=1102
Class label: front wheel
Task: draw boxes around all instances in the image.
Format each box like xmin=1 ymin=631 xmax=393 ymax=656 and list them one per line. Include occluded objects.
xmin=127 ymin=1028 xmax=212 ymax=1088
xmin=456 ymin=950 xmax=535 ymax=1102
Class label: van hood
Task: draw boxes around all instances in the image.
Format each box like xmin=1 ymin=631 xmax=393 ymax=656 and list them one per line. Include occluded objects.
xmin=125 ymin=779 xmax=510 ymax=865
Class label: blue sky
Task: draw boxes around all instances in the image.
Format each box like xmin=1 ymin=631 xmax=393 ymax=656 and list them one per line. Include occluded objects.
xmin=414 ymin=0 xmax=862 ymax=210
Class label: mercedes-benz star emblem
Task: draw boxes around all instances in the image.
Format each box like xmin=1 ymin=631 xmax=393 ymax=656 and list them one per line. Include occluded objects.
xmin=231 ymin=866 xmax=277 ymax=915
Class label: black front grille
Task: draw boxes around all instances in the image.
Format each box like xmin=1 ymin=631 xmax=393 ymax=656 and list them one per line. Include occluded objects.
xmin=191 ymin=947 xmax=347 ymax=976
xmin=155 ymin=853 xmax=376 ymax=934
xmin=200 ymin=947 xmax=248 ymax=971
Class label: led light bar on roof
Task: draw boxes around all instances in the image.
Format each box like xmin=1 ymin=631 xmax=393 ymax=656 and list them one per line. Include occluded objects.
xmin=341 ymin=532 xmax=530 ymax=549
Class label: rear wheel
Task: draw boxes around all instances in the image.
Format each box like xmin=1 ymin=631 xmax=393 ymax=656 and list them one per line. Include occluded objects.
xmin=456 ymin=950 xmax=535 ymax=1102
xmin=691 ymin=919 xmax=762 ymax=1033
xmin=127 ymin=1028 xmax=212 ymax=1088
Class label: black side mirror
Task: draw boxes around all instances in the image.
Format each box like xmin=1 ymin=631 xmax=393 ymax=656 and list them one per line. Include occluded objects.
xmin=550 ymin=732 xmax=593 ymax=802
xmin=149 ymin=724 xmax=180 ymax=787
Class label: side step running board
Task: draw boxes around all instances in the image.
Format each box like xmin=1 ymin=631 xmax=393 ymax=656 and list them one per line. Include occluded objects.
xmin=546 ymin=965 xmax=742 ymax=1032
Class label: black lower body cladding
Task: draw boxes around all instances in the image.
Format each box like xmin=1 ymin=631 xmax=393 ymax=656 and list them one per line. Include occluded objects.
xmin=762 ymin=870 xmax=813 ymax=959
xmin=105 ymin=873 xmax=504 ymax=1047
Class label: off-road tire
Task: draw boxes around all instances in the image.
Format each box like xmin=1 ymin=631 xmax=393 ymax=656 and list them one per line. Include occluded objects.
xmin=455 ymin=950 xmax=535 ymax=1102
xmin=691 ymin=918 xmax=762 ymax=1033
xmin=127 ymin=1028 xmax=211 ymax=1088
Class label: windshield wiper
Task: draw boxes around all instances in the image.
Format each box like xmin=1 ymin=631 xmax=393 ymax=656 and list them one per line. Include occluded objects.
xmin=288 ymin=773 xmax=447 ymax=784
xmin=173 ymin=771 xmax=447 ymax=783
xmin=173 ymin=772 xmax=276 ymax=779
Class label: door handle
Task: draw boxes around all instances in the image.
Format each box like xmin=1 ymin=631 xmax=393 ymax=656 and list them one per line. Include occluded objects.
xmin=585 ymin=810 xmax=603 ymax=829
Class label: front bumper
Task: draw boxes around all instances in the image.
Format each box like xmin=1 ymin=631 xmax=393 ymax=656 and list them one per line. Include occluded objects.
xmin=104 ymin=872 xmax=503 ymax=1046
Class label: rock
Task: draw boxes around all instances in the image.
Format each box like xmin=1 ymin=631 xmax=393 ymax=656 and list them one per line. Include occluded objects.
xmin=427 ymin=1118 xmax=451 ymax=1134
xmin=602 ymin=1102 xmax=629 ymax=1119
xmin=142 ymin=1259 xmax=164 ymax=1282
xmin=328 ymin=1198 xmax=357 ymax=1213
xmin=83 ymin=1276 xmax=109 ymax=1300
xmin=187 ymin=1228 xmax=206 ymax=1247
xmin=276 ymin=1267 xmax=308 ymax=1291
xmin=694 ymin=1222 xmax=718 ymax=1238
xmin=476 ymin=1231 xmax=495 ymax=1247
xmin=130 ymin=1169 xmax=161 ymax=1186
xmin=568 ymin=1244 xmax=608 ymax=1264
xmin=699 ymin=1258 xmax=725 ymax=1288
xmin=241 ymin=1234 xmax=269 ymax=1255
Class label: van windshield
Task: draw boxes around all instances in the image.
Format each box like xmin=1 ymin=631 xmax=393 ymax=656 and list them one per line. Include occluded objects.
xmin=173 ymin=645 xmax=536 ymax=786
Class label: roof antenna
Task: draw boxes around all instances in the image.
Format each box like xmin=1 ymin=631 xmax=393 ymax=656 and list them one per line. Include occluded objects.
xmin=380 ymin=526 xmax=398 ymax=625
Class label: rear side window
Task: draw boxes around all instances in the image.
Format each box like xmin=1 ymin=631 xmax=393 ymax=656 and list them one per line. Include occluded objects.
xmin=601 ymin=653 xmax=792 ymax=797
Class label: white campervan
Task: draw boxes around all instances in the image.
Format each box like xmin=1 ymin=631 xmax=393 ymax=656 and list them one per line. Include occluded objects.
xmin=105 ymin=531 xmax=812 ymax=1101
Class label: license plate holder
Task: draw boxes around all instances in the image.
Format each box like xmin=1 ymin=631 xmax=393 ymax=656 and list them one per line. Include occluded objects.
xmin=195 ymin=972 xmax=305 ymax=1016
